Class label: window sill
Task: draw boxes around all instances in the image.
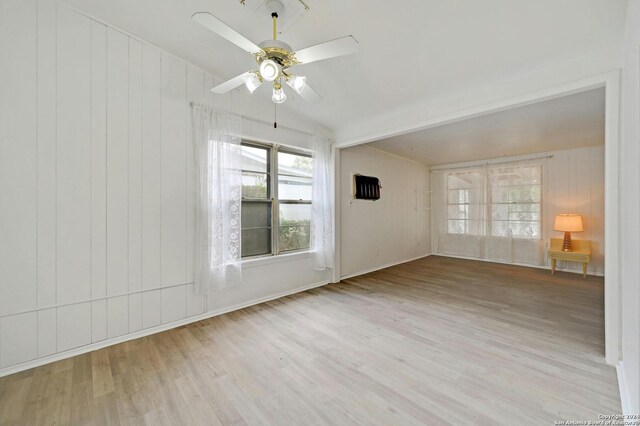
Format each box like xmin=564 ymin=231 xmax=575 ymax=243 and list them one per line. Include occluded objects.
xmin=241 ymin=250 xmax=312 ymax=268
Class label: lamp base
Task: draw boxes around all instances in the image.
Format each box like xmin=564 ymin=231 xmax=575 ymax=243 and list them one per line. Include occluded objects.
xmin=562 ymin=231 xmax=573 ymax=252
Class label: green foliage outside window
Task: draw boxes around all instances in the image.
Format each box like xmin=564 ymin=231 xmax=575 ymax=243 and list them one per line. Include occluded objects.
xmin=279 ymin=218 xmax=311 ymax=252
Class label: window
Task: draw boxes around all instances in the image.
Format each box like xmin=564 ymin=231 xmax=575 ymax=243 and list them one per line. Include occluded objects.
xmin=445 ymin=164 xmax=542 ymax=240
xmin=446 ymin=170 xmax=483 ymax=235
xmin=488 ymin=165 xmax=542 ymax=239
xmin=240 ymin=141 xmax=313 ymax=258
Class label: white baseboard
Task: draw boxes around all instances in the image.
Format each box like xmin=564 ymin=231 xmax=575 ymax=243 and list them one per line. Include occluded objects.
xmin=617 ymin=362 xmax=632 ymax=415
xmin=340 ymin=253 xmax=432 ymax=280
xmin=432 ymin=253 xmax=605 ymax=277
xmin=0 ymin=279 xmax=330 ymax=378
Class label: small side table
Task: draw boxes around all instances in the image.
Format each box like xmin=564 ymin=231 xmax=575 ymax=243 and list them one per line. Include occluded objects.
xmin=548 ymin=237 xmax=591 ymax=278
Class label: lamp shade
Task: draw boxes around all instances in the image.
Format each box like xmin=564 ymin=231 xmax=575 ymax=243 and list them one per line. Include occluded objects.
xmin=554 ymin=214 xmax=583 ymax=232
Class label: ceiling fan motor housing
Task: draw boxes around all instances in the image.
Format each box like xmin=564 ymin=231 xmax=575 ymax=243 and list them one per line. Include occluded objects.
xmin=257 ymin=40 xmax=298 ymax=70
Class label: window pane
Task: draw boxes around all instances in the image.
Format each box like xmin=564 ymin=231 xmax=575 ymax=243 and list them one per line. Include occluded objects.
xmin=447 ymin=188 xmax=481 ymax=204
xmin=447 ymin=171 xmax=482 ymax=190
xmin=242 ymin=171 xmax=268 ymax=199
xmin=448 ymin=219 xmax=468 ymax=234
xmin=241 ymin=145 xmax=268 ymax=173
xmin=491 ymin=204 xmax=508 ymax=221
xmin=278 ymin=175 xmax=312 ymax=201
xmin=278 ymin=151 xmax=313 ymax=178
xmin=509 ymin=185 xmax=541 ymax=202
xmin=242 ymin=201 xmax=271 ymax=228
xmin=491 ymin=187 xmax=509 ymax=203
xmin=447 ymin=204 xmax=468 ymax=220
xmin=508 ymin=209 xmax=540 ymax=222
xmin=487 ymin=164 xmax=542 ymax=240
xmin=279 ymin=203 xmax=311 ymax=252
xmin=510 ymin=221 xmax=540 ymax=239
xmin=242 ymin=228 xmax=271 ymax=257
xmin=493 ymin=221 xmax=540 ymax=239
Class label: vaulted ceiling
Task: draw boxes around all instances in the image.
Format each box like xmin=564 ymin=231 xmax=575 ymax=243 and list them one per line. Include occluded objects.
xmin=63 ymin=0 xmax=627 ymax=139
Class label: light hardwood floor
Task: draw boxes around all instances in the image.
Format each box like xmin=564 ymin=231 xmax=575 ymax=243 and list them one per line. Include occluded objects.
xmin=0 ymin=256 xmax=620 ymax=425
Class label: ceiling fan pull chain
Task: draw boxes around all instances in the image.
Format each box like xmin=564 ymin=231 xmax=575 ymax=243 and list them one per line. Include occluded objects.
xmin=274 ymin=102 xmax=278 ymax=128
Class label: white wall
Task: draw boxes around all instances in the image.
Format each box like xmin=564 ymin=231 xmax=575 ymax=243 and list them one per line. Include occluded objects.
xmin=429 ymin=146 xmax=605 ymax=275
xmin=619 ymin=0 xmax=640 ymax=415
xmin=547 ymin=146 xmax=605 ymax=274
xmin=340 ymin=145 xmax=431 ymax=278
xmin=0 ymin=0 xmax=330 ymax=375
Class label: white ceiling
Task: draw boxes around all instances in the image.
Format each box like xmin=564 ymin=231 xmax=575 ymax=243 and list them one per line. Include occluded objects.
xmin=368 ymin=87 xmax=605 ymax=166
xmin=62 ymin=0 xmax=626 ymax=134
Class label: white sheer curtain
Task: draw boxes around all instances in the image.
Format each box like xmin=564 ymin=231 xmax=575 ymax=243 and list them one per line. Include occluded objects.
xmin=432 ymin=167 xmax=486 ymax=258
xmin=431 ymin=159 xmax=546 ymax=266
xmin=310 ymin=134 xmax=334 ymax=270
xmin=191 ymin=104 xmax=242 ymax=294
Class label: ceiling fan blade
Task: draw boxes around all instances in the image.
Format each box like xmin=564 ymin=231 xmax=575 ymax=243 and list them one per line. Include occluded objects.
xmin=192 ymin=12 xmax=264 ymax=56
xmin=293 ymin=36 xmax=358 ymax=65
xmin=298 ymin=82 xmax=322 ymax=104
xmin=211 ymin=71 xmax=252 ymax=94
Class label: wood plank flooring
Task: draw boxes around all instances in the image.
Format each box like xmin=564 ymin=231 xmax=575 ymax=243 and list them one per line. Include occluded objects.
xmin=0 ymin=256 xmax=620 ymax=425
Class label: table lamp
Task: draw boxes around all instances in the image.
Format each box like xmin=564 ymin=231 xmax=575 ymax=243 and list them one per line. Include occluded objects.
xmin=554 ymin=214 xmax=583 ymax=252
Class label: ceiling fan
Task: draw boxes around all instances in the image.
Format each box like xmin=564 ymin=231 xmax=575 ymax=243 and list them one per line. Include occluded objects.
xmin=192 ymin=0 xmax=358 ymax=104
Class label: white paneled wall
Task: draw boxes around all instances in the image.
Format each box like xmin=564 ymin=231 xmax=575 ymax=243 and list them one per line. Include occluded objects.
xmin=340 ymin=145 xmax=431 ymax=278
xmin=546 ymin=145 xmax=605 ymax=274
xmin=0 ymin=0 xmax=330 ymax=374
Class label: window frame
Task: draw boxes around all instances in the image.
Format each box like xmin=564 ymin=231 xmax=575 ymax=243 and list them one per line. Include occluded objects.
xmin=240 ymin=141 xmax=273 ymax=258
xmin=446 ymin=172 xmax=482 ymax=236
xmin=240 ymin=140 xmax=313 ymax=259
xmin=445 ymin=164 xmax=543 ymax=240
xmin=487 ymin=167 xmax=543 ymax=240
xmin=277 ymin=147 xmax=313 ymax=254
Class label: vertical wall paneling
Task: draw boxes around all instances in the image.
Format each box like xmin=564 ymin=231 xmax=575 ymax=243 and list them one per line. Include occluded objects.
xmin=141 ymin=45 xmax=163 ymax=290
xmin=161 ymin=286 xmax=187 ymax=324
xmin=186 ymin=66 xmax=205 ymax=314
xmin=160 ymin=54 xmax=188 ymax=287
xmin=37 ymin=308 xmax=56 ymax=357
xmin=128 ymin=38 xmax=143 ymax=295
xmin=590 ymin=146 xmax=605 ymax=261
xmin=0 ymin=0 xmax=37 ymax=317
xmin=91 ymin=300 xmax=107 ymax=343
xmin=37 ymin=0 xmax=58 ymax=309
xmin=0 ymin=313 xmax=37 ymax=368
xmin=91 ymin=21 xmax=108 ymax=299
xmin=0 ymin=3 xmax=329 ymax=374
xmin=186 ymin=66 xmax=204 ymax=285
xmin=57 ymin=303 xmax=92 ymax=352
xmin=129 ymin=293 xmax=142 ymax=333
xmin=56 ymin=6 xmax=92 ymax=305
xmin=187 ymin=284 xmax=205 ymax=317
xmin=142 ymin=290 xmax=161 ymax=329
xmin=107 ymin=295 xmax=128 ymax=338
xmin=340 ymin=146 xmax=432 ymax=278
xmin=106 ymin=28 xmax=130 ymax=297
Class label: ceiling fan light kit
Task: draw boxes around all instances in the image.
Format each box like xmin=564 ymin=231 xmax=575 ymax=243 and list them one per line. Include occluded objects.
xmin=259 ymin=58 xmax=279 ymax=81
xmin=271 ymin=81 xmax=287 ymax=103
xmin=285 ymin=74 xmax=306 ymax=94
xmin=192 ymin=0 xmax=358 ymax=105
xmin=244 ymin=72 xmax=263 ymax=93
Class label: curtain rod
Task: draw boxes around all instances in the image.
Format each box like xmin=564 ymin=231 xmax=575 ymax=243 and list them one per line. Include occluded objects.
xmin=430 ymin=154 xmax=554 ymax=172
xmin=190 ymin=102 xmax=315 ymax=137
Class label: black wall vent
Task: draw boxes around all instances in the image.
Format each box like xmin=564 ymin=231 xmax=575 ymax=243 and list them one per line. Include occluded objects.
xmin=353 ymin=174 xmax=381 ymax=200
